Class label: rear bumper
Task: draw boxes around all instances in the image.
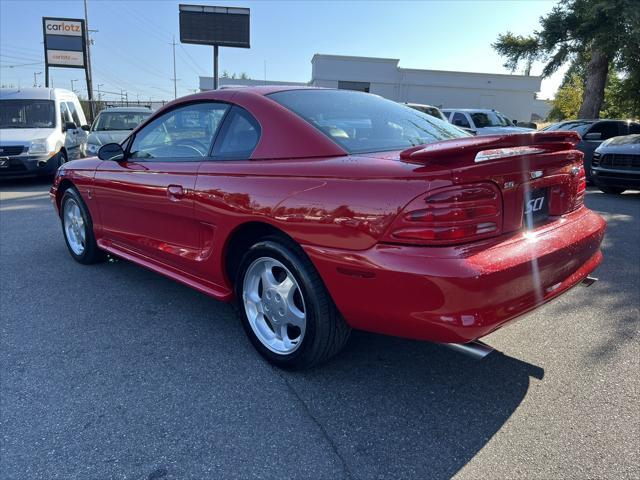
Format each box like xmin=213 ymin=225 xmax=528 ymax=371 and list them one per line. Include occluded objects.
xmin=304 ymin=207 xmax=606 ymax=343
xmin=591 ymin=167 xmax=640 ymax=189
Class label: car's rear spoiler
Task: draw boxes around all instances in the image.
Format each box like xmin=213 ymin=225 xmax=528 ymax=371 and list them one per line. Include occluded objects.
xmin=399 ymin=131 xmax=581 ymax=164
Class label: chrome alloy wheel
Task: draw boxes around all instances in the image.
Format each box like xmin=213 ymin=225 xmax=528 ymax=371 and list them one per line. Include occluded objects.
xmin=63 ymin=198 xmax=86 ymax=255
xmin=242 ymin=257 xmax=307 ymax=354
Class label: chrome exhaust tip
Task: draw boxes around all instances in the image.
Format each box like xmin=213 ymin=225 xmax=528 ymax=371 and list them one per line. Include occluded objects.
xmin=442 ymin=340 xmax=494 ymax=360
xmin=581 ymin=276 xmax=598 ymax=287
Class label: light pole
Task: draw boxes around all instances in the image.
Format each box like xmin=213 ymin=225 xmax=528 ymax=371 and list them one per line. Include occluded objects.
xmin=33 ymin=72 xmax=42 ymax=87
xmin=170 ymin=36 xmax=178 ymax=99
xmin=70 ymin=79 xmax=79 ymax=93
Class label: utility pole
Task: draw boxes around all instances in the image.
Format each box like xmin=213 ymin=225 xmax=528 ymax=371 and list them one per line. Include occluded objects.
xmin=213 ymin=45 xmax=218 ymax=90
xmin=96 ymin=83 xmax=103 ymax=101
xmin=171 ymin=36 xmax=178 ymax=99
xmin=83 ymin=0 xmax=95 ymax=119
xmin=33 ymin=71 xmax=42 ymax=87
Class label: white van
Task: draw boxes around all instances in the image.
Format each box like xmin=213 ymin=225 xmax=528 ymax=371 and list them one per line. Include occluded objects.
xmin=0 ymin=87 xmax=89 ymax=178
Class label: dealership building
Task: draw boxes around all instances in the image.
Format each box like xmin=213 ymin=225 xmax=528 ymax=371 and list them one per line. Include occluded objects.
xmin=199 ymin=54 xmax=551 ymax=122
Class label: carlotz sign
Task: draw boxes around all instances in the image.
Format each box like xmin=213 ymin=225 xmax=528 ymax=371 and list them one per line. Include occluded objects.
xmin=45 ymin=19 xmax=83 ymax=35
xmin=42 ymin=17 xmax=86 ymax=68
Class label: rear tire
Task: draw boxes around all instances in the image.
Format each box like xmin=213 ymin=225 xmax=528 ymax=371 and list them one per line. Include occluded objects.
xmin=235 ymin=237 xmax=351 ymax=369
xmin=60 ymin=188 xmax=105 ymax=264
xmin=598 ymin=186 xmax=626 ymax=194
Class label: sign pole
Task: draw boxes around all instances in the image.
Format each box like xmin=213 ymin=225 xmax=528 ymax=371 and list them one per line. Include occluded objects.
xmin=213 ymin=45 xmax=219 ymax=90
xmin=83 ymin=0 xmax=95 ymax=119
xmin=42 ymin=17 xmax=49 ymax=87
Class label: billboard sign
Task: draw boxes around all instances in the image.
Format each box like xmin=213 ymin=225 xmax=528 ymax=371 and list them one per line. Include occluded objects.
xmin=179 ymin=5 xmax=250 ymax=48
xmin=43 ymin=17 xmax=86 ymax=68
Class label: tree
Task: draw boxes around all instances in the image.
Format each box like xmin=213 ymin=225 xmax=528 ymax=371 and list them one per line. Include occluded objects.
xmin=548 ymin=70 xmax=635 ymax=121
xmin=493 ymin=0 xmax=640 ymax=119
xmin=548 ymin=73 xmax=584 ymax=120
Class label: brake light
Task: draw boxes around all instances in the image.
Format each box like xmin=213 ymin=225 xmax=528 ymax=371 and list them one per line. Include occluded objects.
xmin=571 ymin=164 xmax=586 ymax=211
xmin=383 ymin=183 xmax=503 ymax=245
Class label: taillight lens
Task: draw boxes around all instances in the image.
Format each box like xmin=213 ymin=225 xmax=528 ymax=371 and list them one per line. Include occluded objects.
xmin=571 ymin=164 xmax=586 ymax=211
xmin=383 ymin=183 xmax=503 ymax=245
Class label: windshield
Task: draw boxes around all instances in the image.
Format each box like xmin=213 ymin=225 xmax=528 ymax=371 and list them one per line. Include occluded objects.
xmin=408 ymin=105 xmax=445 ymax=121
xmin=470 ymin=111 xmax=510 ymax=128
xmin=543 ymin=121 xmax=592 ymax=136
xmin=0 ymin=100 xmax=55 ymax=128
xmin=269 ymin=90 xmax=468 ymax=154
xmin=92 ymin=111 xmax=151 ymax=131
xmin=496 ymin=112 xmax=514 ymax=126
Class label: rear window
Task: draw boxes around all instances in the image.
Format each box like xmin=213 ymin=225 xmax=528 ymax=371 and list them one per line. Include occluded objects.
xmin=544 ymin=121 xmax=593 ymax=136
xmin=269 ymin=89 xmax=468 ymax=154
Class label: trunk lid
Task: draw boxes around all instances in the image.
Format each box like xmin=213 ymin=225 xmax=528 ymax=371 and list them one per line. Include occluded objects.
xmin=393 ymin=131 xmax=586 ymax=237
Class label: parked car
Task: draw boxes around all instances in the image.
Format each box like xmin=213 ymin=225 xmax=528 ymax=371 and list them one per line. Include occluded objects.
xmin=406 ymin=103 xmax=476 ymax=135
xmin=591 ymin=134 xmax=640 ymax=194
xmin=441 ymin=108 xmax=534 ymax=135
xmin=0 ymin=87 xmax=89 ymax=178
xmin=84 ymin=107 xmax=152 ymax=156
xmin=542 ymin=119 xmax=640 ymax=181
xmin=50 ymin=87 xmax=605 ymax=369
xmin=404 ymin=103 xmax=448 ymax=121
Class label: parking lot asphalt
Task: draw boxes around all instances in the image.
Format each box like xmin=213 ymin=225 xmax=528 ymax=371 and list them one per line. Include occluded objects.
xmin=0 ymin=178 xmax=638 ymax=480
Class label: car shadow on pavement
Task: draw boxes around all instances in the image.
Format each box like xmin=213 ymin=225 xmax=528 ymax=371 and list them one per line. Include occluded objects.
xmin=280 ymin=331 xmax=543 ymax=480
xmin=550 ymin=189 xmax=640 ymax=363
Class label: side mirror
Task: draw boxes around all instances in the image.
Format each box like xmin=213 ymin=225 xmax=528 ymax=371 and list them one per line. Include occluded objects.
xmin=584 ymin=132 xmax=602 ymax=141
xmin=81 ymin=124 xmax=90 ymax=131
xmin=64 ymin=121 xmax=77 ymax=132
xmin=98 ymin=143 xmax=125 ymax=161
xmin=512 ymin=119 xmax=518 ymax=125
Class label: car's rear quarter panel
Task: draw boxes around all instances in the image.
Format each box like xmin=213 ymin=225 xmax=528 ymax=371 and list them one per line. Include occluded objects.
xmin=194 ymin=155 xmax=454 ymax=288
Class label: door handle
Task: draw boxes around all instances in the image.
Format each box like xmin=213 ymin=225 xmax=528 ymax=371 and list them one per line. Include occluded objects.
xmin=167 ymin=184 xmax=185 ymax=200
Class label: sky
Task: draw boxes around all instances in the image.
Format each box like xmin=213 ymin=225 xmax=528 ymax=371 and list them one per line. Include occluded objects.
xmin=0 ymin=0 xmax=566 ymax=102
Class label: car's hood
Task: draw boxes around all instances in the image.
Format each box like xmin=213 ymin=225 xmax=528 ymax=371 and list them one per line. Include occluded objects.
xmin=0 ymin=127 xmax=56 ymax=145
xmin=596 ymin=134 xmax=640 ymax=154
xmin=476 ymin=126 xmax=535 ymax=136
xmin=87 ymin=130 xmax=131 ymax=145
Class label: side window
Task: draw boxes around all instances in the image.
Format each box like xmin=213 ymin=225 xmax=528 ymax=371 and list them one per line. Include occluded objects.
xmin=60 ymin=103 xmax=72 ymax=127
xmin=628 ymin=123 xmax=640 ymax=135
xmin=65 ymin=102 xmax=81 ymax=127
xmin=212 ymin=107 xmax=261 ymax=160
xmin=442 ymin=110 xmax=452 ymax=120
xmin=451 ymin=112 xmax=471 ymax=128
xmin=129 ymin=102 xmax=228 ymax=160
xmin=587 ymin=122 xmax=621 ymax=140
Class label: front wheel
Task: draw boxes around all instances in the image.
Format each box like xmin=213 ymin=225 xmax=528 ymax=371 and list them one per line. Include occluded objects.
xmin=60 ymin=188 xmax=105 ymax=264
xmin=236 ymin=238 xmax=351 ymax=369
xmin=598 ymin=186 xmax=626 ymax=194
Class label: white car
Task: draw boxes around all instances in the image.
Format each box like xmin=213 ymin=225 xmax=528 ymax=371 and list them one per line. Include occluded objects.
xmin=84 ymin=106 xmax=151 ymax=157
xmin=404 ymin=103 xmax=448 ymax=122
xmin=0 ymin=87 xmax=89 ymax=178
xmin=441 ymin=108 xmax=534 ymax=136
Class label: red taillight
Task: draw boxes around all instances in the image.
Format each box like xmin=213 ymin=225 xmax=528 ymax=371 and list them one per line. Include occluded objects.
xmin=383 ymin=183 xmax=503 ymax=246
xmin=572 ymin=164 xmax=586 ymax=211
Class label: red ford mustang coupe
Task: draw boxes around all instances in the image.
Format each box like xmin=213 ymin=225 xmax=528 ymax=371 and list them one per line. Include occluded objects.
xmin=51 ymin=87 xmax=606 ymax=369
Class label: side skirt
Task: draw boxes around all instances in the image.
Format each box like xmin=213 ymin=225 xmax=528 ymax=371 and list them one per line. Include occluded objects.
xmin=97 ymin=240 xmax=234 ymax=302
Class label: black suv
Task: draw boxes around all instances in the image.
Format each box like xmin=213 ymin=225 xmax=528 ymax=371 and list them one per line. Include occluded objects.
xmin=542 ymin=120 xmax=640 ymax=181
xmin=591 ymin=134 xmax=640 ymax=194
